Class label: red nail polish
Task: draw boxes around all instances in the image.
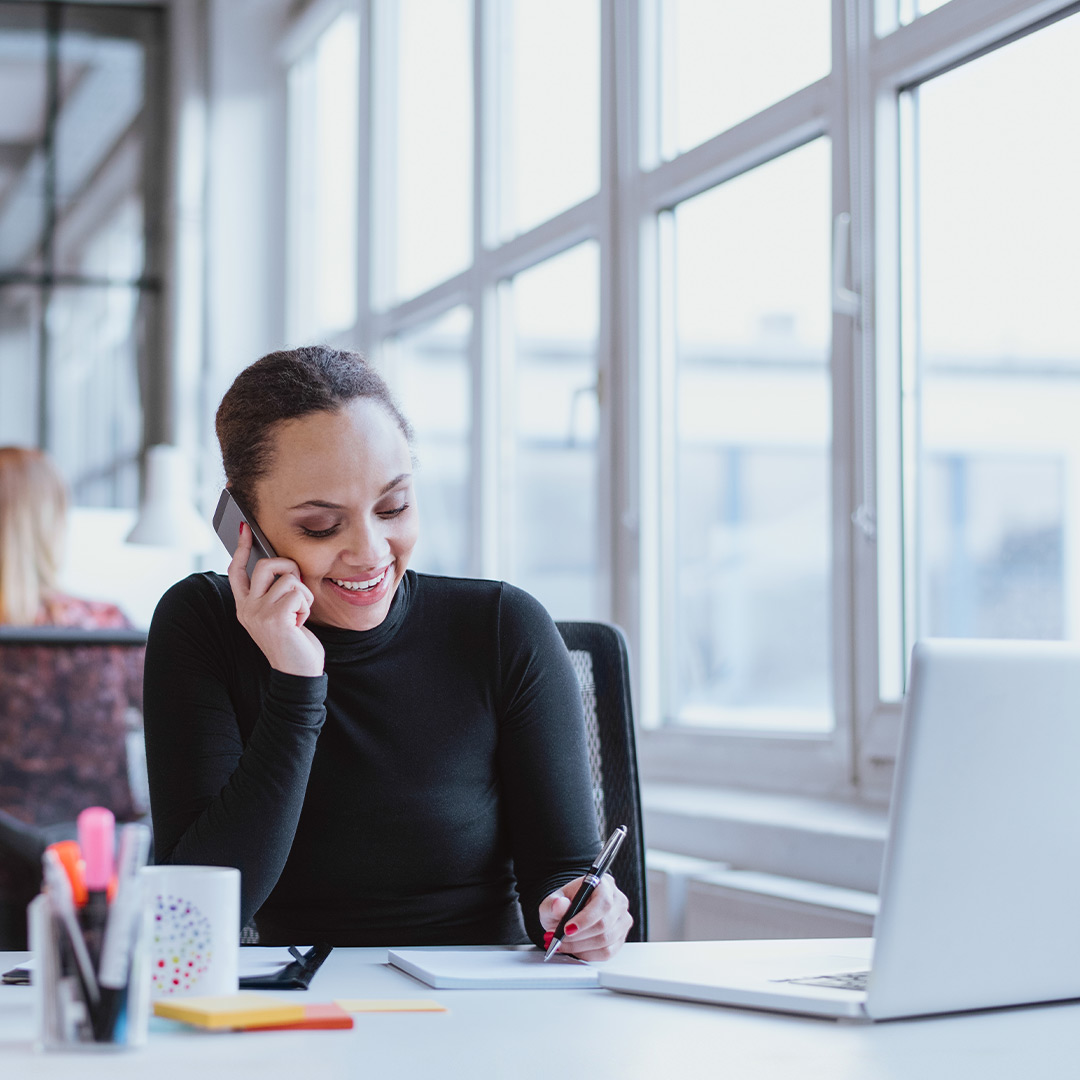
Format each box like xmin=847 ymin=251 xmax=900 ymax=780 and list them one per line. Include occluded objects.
xmin=543 ymin=932 xmax=554 ymax=947
xmin=566 ymin=923 xmax=578 ymax=936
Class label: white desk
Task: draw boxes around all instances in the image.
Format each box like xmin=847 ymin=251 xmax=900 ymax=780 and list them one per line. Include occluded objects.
xmin=2 ymin=943 xmax=1078 ymax=1079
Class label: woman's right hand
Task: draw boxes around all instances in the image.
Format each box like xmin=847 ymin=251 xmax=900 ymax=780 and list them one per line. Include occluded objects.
xmin=228 ymin=523 xmax=325 ymax=677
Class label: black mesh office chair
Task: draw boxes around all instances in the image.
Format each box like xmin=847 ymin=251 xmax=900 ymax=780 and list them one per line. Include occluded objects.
xmin=556 ymin=621 xmax=648 ymax=942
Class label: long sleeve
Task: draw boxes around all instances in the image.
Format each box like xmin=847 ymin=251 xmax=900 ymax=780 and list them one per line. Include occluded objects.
xmin=142 ymin=575 xmax=327 ymax=927
xmin=494 ymin=584 xmax=603 ymax=947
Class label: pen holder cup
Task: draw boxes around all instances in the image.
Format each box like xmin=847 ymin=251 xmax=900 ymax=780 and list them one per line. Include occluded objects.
xmin=29 ymin=891 xmax=152 ymax=1051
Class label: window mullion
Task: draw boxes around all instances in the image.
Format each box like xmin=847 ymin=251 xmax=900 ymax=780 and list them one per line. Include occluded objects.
xmin=355 ymin=0 xmax=374 ymax=353
xmin=870 ymin=0 xmax=1078 ymax=85
xmin=472 ymin=0 xmax=494 ymax=579
xmin=595 ymin=0 xmax=617 ymax=623
xmin=610 ymin=0 xmax=642 ymax=660
xmin=858 ymin=0 xmax=910 ymax=797
xmin=830 ymin=0 xmax=863 ymax=791
xmin=639 ymin=81 xmax=830 ymax=215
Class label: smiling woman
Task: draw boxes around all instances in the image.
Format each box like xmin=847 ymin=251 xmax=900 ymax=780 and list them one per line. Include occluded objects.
xmin=141 ymin=346 xmax=633 ymax=958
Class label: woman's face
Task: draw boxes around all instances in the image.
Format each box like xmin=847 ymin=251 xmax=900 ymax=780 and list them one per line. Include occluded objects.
xmin=253 ymin=398 xmax=418 ymax=632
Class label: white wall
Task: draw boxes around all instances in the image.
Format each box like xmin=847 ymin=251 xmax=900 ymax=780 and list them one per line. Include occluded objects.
xmin=198 ymin=0 xmax=291 ymax=509
xmin=61 ymin=508 xmax=197 ymax=629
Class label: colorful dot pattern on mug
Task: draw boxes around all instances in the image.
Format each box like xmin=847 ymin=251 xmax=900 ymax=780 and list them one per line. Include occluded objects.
xmin=151 ymin=893 xmax=213 ymax=994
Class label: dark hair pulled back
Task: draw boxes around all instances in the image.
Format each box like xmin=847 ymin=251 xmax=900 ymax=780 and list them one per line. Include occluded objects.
xmin=215 ymin=346 xmax=413 ymax=514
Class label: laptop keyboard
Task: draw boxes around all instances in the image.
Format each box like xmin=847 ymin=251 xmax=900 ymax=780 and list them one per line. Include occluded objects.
xmin=779 ymin=970 xmax=870 ymax=991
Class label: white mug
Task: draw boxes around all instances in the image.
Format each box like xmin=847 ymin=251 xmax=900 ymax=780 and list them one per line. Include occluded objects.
xmin=141 ymin=865 xmax=240 ymax=998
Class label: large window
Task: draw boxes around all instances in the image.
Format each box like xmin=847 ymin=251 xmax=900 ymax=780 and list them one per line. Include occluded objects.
xmin=286 ymin=7 xmax=359 ymax=342
xmin=387 ymin=306 xmax=473 ymax=578
xmin=491 ymin=0 xmax=600 ymax=238
xmin=281 ymin=0 xmax=1080 ymax=799
xmin=0 ymin=2 xmax=164 ymax=508
xmin=654 ymin=0 xmax=831 ymax=160
xmin=668 ymin=140 xmax=832 ymax=732
xmin=505 ymin=242 xmax=601 ymax=618
xmin=897 ymin=13 xmax=1080 ymax=667
xmin=374 ymin=0 xmax=472 ymax=305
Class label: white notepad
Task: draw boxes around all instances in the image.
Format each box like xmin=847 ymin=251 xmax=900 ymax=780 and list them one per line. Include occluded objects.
xmin=387 ymin=949 xmax=599 ymax=989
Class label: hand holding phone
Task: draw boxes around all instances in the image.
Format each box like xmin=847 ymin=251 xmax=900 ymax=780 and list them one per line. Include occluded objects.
xmin=211 ymin=489 xmax=324 ymax=677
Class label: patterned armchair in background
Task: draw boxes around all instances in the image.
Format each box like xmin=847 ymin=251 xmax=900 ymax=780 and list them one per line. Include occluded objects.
xmin=0 ymin=628 xmax=149 ymax=948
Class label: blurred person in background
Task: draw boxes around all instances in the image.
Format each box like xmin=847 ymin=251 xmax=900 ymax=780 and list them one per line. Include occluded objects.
xmin=0 ymin=446 xmax=143 ymax=948
xmin=0 ymin=446 xmax=130 ymax=628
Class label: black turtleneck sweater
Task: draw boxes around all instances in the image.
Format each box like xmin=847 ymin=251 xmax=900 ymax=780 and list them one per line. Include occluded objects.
xmin=142 ymin=570 xmax=601 ymax=947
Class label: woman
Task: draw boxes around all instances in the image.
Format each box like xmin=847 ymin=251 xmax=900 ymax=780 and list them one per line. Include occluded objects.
xmin=0 ymin=447 xmax=140 ymax=948
xmin=143 ymin=346 xmax=632 ymax=958
xmin=0 ymin=446 xmax=129 ymax=628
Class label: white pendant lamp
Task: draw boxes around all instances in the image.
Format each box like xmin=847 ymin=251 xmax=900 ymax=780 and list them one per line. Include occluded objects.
xmin=125 ymin=444 xmax=215 ymax=552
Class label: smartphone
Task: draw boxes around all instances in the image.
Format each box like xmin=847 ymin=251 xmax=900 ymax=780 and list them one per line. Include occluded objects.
xmin=212 ymin=488 xmax=277 ymax=579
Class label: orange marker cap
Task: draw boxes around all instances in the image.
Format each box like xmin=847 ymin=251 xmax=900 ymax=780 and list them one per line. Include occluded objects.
xmin=45 ymin=839 xmax=88 ymax=907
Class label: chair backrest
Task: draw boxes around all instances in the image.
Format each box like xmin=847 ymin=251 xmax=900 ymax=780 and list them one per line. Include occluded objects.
xmin=556 ymin=621 xmax=647 ymax=942
xmin=0 ymin=626 xmax=148 ymax=948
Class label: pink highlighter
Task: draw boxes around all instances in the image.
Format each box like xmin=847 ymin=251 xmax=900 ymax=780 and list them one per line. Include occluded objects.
xmin=77 ymin=806 xmax=116 ymax=970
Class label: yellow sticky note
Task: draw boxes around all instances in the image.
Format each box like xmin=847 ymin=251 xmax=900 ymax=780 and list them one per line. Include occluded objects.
xmin=154 ymin=992 xmax=306 ymax=1030
xmin=334 ymin=998 xmax=447 ymax=1013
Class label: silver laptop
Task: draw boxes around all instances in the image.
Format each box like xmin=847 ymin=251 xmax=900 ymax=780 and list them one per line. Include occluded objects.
xmin=600 ymin=639 xmax=1080 ymax=1020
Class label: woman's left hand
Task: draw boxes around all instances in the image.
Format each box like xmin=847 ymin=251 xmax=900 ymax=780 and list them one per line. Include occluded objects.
xmin=539 ymin=874 xmax=633 ymax=961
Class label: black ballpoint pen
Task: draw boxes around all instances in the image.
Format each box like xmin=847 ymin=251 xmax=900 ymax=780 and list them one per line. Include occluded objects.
xmin=544 ymin=825 xmax=628 ymax=961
